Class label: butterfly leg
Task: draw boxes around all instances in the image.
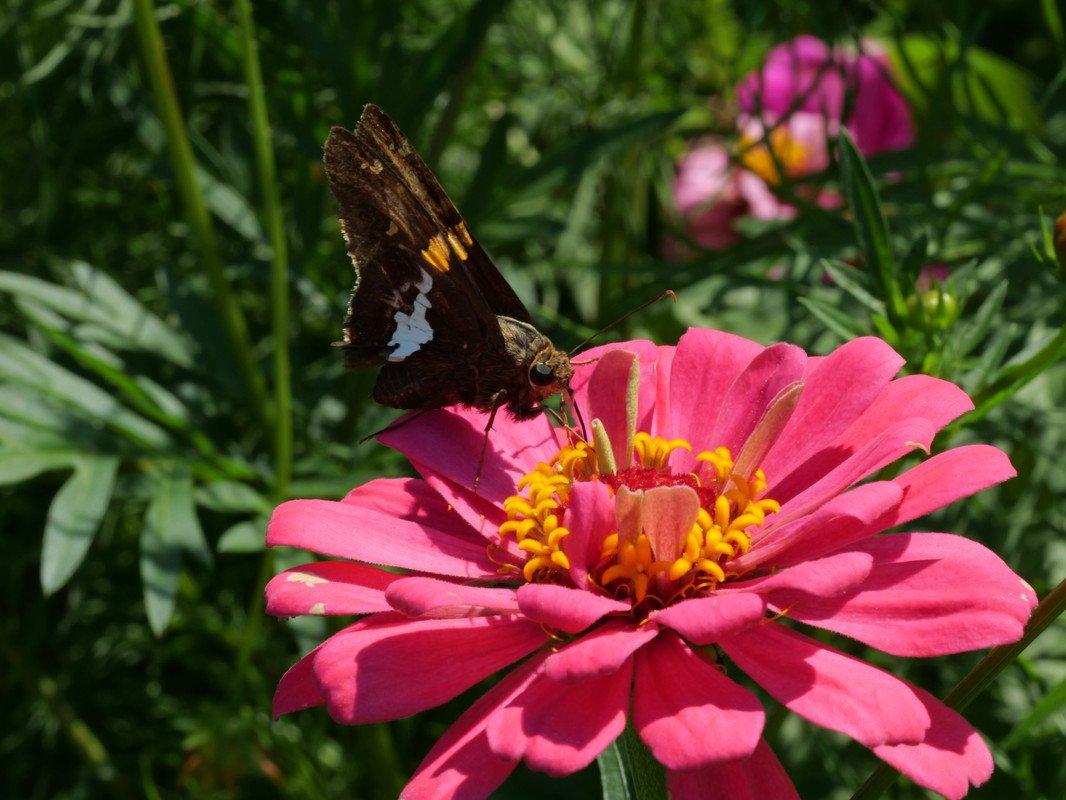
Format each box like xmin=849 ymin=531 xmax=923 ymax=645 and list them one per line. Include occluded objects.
xmin=359 ymin=408 xmax=431 ymax=443
xmin=473 ymin=393 xmax=507 ymax=494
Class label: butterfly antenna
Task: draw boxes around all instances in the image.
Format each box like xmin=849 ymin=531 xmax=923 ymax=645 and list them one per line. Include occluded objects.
xmin=566 ymin=388 xmax=587 ymax=440
xmin=568 ymin=290 xmax=676 ymax=356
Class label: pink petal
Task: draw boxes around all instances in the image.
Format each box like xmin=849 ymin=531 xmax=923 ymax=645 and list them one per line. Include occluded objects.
xmin=543 ymin=620 xmax=659 ymax=682
xmin=709 ymin=343 xmax=807 ymax=466
xmin=729 ymin=548 xmax=874 ymax=601
xmin=571 ymin=340 xmax=671 ymax=440
xmin=771 ymin=416 xmax=935 ymax=525
xmin=313 ymin=615 xmax=548 ymax=723
xmin=516 ymin=583 xmax=630 ymax=634
xmin=485 ymin=660 xmax=632 ymax=776
xmin=667 ymin=739 xmax=799 ymax=800
xmin=720 ymin=622 xmax=929 ymax=746
xmin=385 ymin=576 xmax=519 ymax=618
xmin=378 ymin=405 xmax=562 ymax=512
xmin=767 ymin=374 xmax=971 ymax=504
xmin=781 ymin=533 xmax=1036 ymax=656
xmin=265 ymin=561 xmax=402 ymax=616
xmin=580 ymin=349 xmax=638 ymax=466
xmin=402 ymin=653 xmax=548 ymax=800
xmin=641 ymin=484 xmax=700 ymax=563
xmin=650 ymin=592 xmax=767 ymax=644
xmin=872 ymin=686 xmax=992 ymax=800
xmin=342 ymin=477 xmax=475 ymax=540
xmin=273 ymin=644 xmax=326 ymax=716
xmin=633 ymin=631 xmax=764 ymax=770
xmin=735 ymin=480 xmax=903 ymax=569
xmin=669 ymin=328 xmax=764 ymax=470
xmin=761 ymin=337 xmax=903 ymax=480
xmin=562 ymin=480 xmax=616 ymax=586
xmin=872 ymin=445 xmax=1015 ymax=534
xmin=267 ymin=499 xmax=498 ymax=579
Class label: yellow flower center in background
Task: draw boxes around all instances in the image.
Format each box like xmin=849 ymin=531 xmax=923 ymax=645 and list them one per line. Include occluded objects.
xmin=739 ymin=126 xmax=813 ymax=185
xmin=499 ymin=434 xmax=780 ymax=611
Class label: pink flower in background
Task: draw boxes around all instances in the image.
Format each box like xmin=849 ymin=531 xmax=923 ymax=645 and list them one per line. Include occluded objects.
xmin=737 ymin=34 xmax=914 ymax=156
xmin=673 ymin=35 xmax=914 ymax=250
xmin=671 ymin=140 xmax=746 ymax=250
xmin=267 ymin=331 xmax=1034 ymax=800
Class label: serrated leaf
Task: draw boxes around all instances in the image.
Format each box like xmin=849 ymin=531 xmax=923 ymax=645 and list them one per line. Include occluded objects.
xmin=217 ymin=518 xmax=268 ymax=553
xmin=195 ymin=480 xmax=271 ymax=514
xmin=41 ymin=456 xmax=120 ymax=594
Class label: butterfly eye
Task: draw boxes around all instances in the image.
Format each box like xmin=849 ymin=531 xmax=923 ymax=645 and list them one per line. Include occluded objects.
xmin=529 ymin=363 xmax=555 ymax=386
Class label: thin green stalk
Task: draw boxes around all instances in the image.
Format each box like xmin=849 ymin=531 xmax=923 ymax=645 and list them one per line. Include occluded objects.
xmin=131 ymin=0 xmax=272 ymax=432
xmin=851 ymin=578 xmax=1066 ymax=800
xmin=235 ymin=0 xmax=292 ymax=498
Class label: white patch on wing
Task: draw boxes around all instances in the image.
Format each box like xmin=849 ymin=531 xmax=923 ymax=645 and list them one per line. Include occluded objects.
xmin=387 ymin=268 xmax=435 ymax=361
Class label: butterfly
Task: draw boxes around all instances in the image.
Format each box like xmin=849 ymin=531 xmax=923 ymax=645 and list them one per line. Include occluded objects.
xmin=323 ymin=105 xmax=575 ymax=435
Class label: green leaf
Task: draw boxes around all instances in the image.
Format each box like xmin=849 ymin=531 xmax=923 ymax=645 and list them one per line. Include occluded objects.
xmin=196 ymin=166 xmax=266 ymax=244
xmin=195 ymin=480 xmax=271 ymax=514
xmin=836 ymin=130 xmax=906 ymax=322
xmin=890 ymin=35 xmax=1042 ymax=132
xmin=217 ymin=518 xmax=268 ymax=553
xmin=0 ymin=265 xmax=194 ymax=367
xmin=513 ymin=109 xmax=684 ymax=198
xmin=140 ymin=467 xmax=211 ymax=634
xmin=0 ymin=333 xmax=171 ymax=449
xmin=1002 ymin=672 xmax=1066 ymax=751
xmin=954 ymin=280 xmax=1008 ymax=359
xmin=597 ymin=738 xmax=632 ymax=800
xmin=0 ymin=449 xmax=79 ymax=485
xmin=798 ymin=296 xmax=869 ymax=341
xmin=40 ymin=456 xmax=120 ymax=594
xmin=819 ymin=259 xmax=887 ymax=315
xmin=140 ymin=504 xmax=182 ymax=637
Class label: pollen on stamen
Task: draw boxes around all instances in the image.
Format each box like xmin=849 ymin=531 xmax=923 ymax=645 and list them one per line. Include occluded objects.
xmin=499 ymin=435 xmax=778 ymax=610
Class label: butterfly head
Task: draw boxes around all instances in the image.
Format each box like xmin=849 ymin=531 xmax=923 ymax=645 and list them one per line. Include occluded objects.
xmin=528 ymin=348 xmax=574 ymax=404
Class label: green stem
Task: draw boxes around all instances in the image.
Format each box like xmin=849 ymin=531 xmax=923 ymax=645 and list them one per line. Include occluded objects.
xmin=131 ymin=0 xmax=272 ymax=432
xmin=234 ymin=0 xmax=292 ymax=499
xmin=621 ymin=721 xmax=667 ymax=800
xmin=851 ymin=578 xmax=1066 ymax=800
xmin=232 ymin=549 xmax=275 ymax=690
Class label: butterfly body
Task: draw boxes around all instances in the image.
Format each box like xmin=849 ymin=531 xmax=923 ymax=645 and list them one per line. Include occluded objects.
xmin=324 ymin=105 xmax=573 ymax=421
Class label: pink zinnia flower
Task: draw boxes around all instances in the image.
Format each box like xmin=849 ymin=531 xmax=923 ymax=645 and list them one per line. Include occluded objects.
xmin=737 ymin=34 xmax=914 ymax=156
xmin=673 ymin=36 xmax=913 ymax=249
xmin=267 ymin=330 xmax=1035 ymax=799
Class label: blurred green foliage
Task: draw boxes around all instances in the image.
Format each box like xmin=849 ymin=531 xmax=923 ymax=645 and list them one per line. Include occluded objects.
xmin=1 ymin=0 xmax=1064 ymax=798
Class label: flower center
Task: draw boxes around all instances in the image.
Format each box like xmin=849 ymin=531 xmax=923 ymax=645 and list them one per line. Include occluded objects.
xmin=498 ymin=433 xmax=780 ymax=612
xmin=739 ymin=126 xmax=812 ymax=184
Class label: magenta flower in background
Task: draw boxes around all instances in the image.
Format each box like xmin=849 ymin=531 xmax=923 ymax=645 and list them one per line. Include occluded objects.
xmin=267 ymin=330 xmax=1034 ymax=799
xmin=737 ymin=34 xmax=914 ymax=156
xmin=673 ymin=34 xmax=914 ymax=250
